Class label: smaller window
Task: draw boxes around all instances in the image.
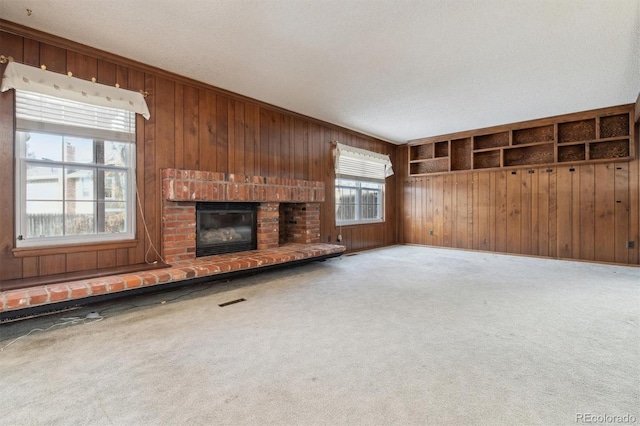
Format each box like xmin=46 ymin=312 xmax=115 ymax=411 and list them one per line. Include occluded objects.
xmin=333 ymin=142 xmax=393 ymax=226
xmin=335 ymin=178 xmax=384 ymax=225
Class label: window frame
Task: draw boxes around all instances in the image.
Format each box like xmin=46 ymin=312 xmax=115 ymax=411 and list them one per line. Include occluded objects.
xmin=335 ymin=177 xmax=385 ymax=226
xmin=13 ymin=96 xmax=137 ymax=249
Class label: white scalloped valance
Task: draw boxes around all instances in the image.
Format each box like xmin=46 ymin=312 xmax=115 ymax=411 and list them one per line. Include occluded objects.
xmin=1 ymin=61 xmax=150 ymax=119
xmin=334 ymin=142 xmax=394 ymax=182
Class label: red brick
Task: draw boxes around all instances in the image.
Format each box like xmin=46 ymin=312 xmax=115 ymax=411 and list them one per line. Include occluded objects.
xmin=107 ymin=280 xmax=125 ymax=292
xmin=89 ymin=281 xmax=107 ymax=295
xmin=69 ymin=282 xmax=90 ymax=298
xmin=124 ymin=275 xmax=143 ymax=289
xmin=28 ymin=288 xmax=49 ymax=305
xmin=5 ymin=291 xmax=29 ymax=309
xmin=48 ymin=285 xmax=70 ymax=302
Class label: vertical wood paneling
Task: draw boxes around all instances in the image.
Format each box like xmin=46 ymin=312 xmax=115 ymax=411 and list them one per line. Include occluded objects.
xmin=442 ymin=175 xmax=452 ymax=247
xmin=183 ymin=85 xmax=200 ymax=170
xmin=477 ymin=172 xmax=491 ymax=250
xmin=128 ymin=68 xmax=146 ymax=265
xmin=614 ymin=163 xmax=630 ymax=263
xmin=594 ymin=164 xmax=616 ymax=262
xmin=199 ymin=91 xmax=216 ymax=171
xmin=216 ymin=96 xmax=228 ymax=173
xmin=555 ymin=167 xmax=572 ymax=258
xmin=537 ymin=169 xmax=550 ymax=257
xmin=506 ymin=171 xmax=521 ymax=253
xmin=455 ymin=174 xmax=468 ymax=248
xmin=494 ymin=171 xmax=507 ymax=252
xmin=579 ymin=164 xmax=595 ymax=260
xmin=520 ymin=171 xmax=532 ymax=255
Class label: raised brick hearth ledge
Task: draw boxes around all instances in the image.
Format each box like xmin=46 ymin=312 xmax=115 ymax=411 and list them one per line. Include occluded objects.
xmin=0 ymin=243 xmax=345 ymax=315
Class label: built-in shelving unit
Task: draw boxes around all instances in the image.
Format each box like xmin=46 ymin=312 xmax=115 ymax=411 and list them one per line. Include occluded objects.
xmin=408 ymin=105 xmax=635 ymax=176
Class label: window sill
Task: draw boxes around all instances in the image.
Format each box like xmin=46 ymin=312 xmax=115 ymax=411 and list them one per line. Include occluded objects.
xmin=11 ymin=239 xmax=138 ymax=258
xmin=336 ymin=220 xmax=385 ymax=227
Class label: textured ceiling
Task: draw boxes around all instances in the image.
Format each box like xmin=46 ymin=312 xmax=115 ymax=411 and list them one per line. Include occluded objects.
xmin=0 ymin=0 xmax=638 ymax=144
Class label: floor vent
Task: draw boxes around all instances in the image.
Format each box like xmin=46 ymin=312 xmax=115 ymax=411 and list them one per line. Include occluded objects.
xmin=218 ymin=298 xmax=246 ymax=307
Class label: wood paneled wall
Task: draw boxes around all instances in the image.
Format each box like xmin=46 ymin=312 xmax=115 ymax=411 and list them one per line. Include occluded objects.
xmin=398 ymin=129 xmax=640 ymax=265
xmin=0 ymin=23 xmax=397 ymax=281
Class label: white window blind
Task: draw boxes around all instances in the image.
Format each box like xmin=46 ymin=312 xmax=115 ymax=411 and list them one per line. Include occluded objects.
xmin=334 ymin=142 xmax=394 ymax=182
xmin=15 ymin=91 xmax=136 ymax=142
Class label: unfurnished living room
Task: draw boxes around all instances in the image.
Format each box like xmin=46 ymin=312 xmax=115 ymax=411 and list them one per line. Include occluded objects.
xmin=0 ymin=1 xmax=638 ymax=425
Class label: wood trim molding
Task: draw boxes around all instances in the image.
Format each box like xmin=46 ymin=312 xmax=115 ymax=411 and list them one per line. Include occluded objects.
xmin=0 ymin=19 xmax=391 ymax=145
xmin=12 ymin=239 xmax=138 ymax=258
xmin=635 ymin=92 xmax=639 ymax=123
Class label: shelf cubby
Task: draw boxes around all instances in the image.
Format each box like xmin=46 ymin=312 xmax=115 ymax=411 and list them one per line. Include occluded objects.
xmin=473 ymin=132 xmax=509 ymax=150
xmin=600 ymin=114 xmax=630 ymax=138
xmin=589 ymin=140 xmax=630 ymax=160
xmin=450 ymin=138 xmax=472 ymax=171
xmin=558 ymin=144 xmax=586 ymax=163
xmin=473 ymin=150 xmax=500 ymax=169
xmin=434 ymin=141 xmax=449 ymax=158
xmin=503 ymin=143 xmax=554 ymax=167
xmin=410 ymin=158 xmax=449 ymax=175
xmin=512 ymin=125 xmax=554 ymax=145
xmin=409 ymin=144 xmax=433 ymax=161
xmin=558 ymin=119 xmax=596 ymax=143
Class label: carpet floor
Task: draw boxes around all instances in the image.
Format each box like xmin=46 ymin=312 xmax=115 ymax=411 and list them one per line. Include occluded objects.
xmin=1 ymin=245 xmax=638 ymax=425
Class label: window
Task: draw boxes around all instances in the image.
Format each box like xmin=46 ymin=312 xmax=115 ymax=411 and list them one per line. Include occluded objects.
xmin=335 ymin=178 xmax=384 ymax=224
xmin=14 ymin=91 xmax=136 ymax=247
xmin=334 ymin=142 xmax=393 ymax=226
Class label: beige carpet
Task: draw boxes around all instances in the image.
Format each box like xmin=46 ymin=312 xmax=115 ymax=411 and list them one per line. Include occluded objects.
xmin=1 ymin=245 xmax=638 ymax=425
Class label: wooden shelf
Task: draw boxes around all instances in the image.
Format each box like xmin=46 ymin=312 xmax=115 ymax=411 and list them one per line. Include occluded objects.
xmin=407 ymin=105 xmax=634 ymax=176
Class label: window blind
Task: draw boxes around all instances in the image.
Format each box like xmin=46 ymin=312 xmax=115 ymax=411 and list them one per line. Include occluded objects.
xmin=15 ymin=90 xmax=136 ymax=142
xmin=334 ymin=142 xmax=394 ymax=182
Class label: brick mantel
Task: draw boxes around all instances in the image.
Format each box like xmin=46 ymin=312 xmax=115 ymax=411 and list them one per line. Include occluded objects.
xmin=161 ymin=169 xmax=324 ymax=203
xmin=161 ymin=169 xmax=325 ymax=262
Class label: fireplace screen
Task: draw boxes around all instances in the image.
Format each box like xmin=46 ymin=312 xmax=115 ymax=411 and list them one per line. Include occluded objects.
xmin=196 ymin=202 xmax=256 ymax=257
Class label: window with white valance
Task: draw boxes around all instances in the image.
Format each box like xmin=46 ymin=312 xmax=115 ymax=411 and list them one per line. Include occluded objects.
xmin=1 ymin=61 xmax=150 ymax=248
xmin=334 ymin=142 xmax=393 ymax=226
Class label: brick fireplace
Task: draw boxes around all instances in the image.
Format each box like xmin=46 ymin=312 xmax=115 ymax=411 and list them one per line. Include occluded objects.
xmin=161 ymin=169 xmax=325 ymax=263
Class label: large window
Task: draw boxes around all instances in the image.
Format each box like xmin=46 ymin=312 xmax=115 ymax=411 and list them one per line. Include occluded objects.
xmin=334 ymin=143 xmax=393 ymax=226
xmin=14 ymin=91 xmax=136 ymax=247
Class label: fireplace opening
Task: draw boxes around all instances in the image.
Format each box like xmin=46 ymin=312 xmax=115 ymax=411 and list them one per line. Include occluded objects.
xmin=196 ymin=202 xmax=257 ymax=257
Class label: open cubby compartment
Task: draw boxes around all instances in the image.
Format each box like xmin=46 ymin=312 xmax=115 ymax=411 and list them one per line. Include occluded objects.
xmin=434 ymin=141 xmax=449 ymax=158
xmin=558 ymin=144 xmax=586 ymax=163
xmin=503 ymin=143 xmax=554 ymax=166
xmin=600 ymin=113 xmax=630 ymax=139
xmin=512 ymin=124 xmax=554 ymax=145
xmin=410 ymin=158 xmax=449 ymax=175
xmin=558 ymin=118 xmax=595 ymax=142
xmin=589 ymin=140 xmax=630 ymax=160
xmin=473 ymin=132 xmax=509 ymax=150
xmin=450 ymin=138 xmax=472 ymax=171
xmin=473 ymin=150 xmax=500 ymax=169
xmin=409 ymin=144 xmax=433 ymax=161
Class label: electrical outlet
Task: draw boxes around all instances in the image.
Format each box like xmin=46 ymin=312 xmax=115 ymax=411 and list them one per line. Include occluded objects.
xmin=429 ymin=230 xmax=434 ymax=236
xmin=627 ymin=241 xmax=635 ymax=249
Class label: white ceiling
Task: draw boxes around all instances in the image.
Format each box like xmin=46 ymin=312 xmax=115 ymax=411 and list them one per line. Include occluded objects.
xmin=1 ymin=0 xmax=638 ymax=144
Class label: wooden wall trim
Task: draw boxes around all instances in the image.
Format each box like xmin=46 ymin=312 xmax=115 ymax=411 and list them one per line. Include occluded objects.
xmin=635 ymin=92 xmax=640 ymax=123
xmin=0 ymin=20 xmax=390 ymax=145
